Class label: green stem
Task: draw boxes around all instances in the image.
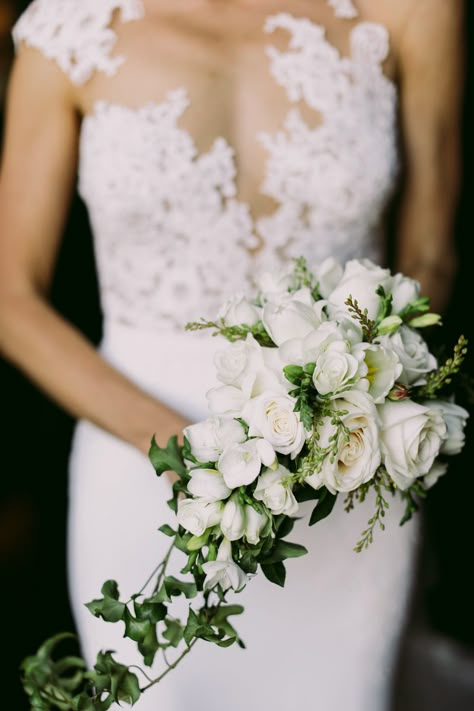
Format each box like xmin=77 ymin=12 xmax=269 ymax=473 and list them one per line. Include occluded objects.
xmin=141 ymin=639 xmax=199 ymax=692
xmin=153 ymin=537 xmax=177 ymax=593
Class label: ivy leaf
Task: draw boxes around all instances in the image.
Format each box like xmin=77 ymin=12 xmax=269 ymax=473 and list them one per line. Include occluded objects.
xmin=134 ymin=598 xmax=167 ymax=625
xmin=283 ymin=365 xmax=304 ymax=385
xmin=89 ymin=651 xmax=141 ymax=706
xmin=85 ymin=581 xmax=126 ymax=624
xmin=159 ymin=524 xmax=176 ymax=537
xmin=149 ymin=435 xmax=187 ymax=478
xmin=261 ymin=561 xmax=286 ymax=587
xmin=309 ymin=490 xmax=338 ymax=526
xmin=163 ymin=576 xmax=198 ymax=599
xmin=295 ymin=485 xmax=323 ymax=503
xmin=138 ymin=626 xmax=160 ymax=667
xmin=163 ymin=619 xmax=184 ymax=648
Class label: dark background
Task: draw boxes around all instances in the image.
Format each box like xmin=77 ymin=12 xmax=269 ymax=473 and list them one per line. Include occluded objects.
xmin=0 ymin=2 xmax=473 ymax=708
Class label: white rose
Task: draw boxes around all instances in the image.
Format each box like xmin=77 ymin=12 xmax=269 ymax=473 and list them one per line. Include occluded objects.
xmin=379 ymin=399 xmax=447 ymax=490
xmin=379 ymin=326 xmax=437 ymax=387
xmin=184 ymin=417 xmax=246 ymax=463
xmin=424 ymin=461 xmax=448 ymax=490
xmin=214 ymin=334 xmax=263 ymax=396
xmin=279 ymin=322 xmax=344 ymax=367
xmin=176 ymin=498 xmax=223 ymax=537
xmin=207 ymin=385 xmax=248 ymax=417
xmin=220 ymin=495 xmax=246 ymax=541
xmin=315 ymin=257 xmax=344 ymax=298
xmin=427 ymin=400 xmax=469 ymax=456
xmin=219 ymin=438 xmax=276 ymax=488
xmin=244 ymin=505 xmax=268 ymax=545
xmin=328 ymin=259 xmax=392 ymax=320
xmin=217 ymin=293 xmax=261 ymax=326
xmin=187 ymin=469 xmax=232 ymax=502
xmin=256 ymin=268 xmax=295 ymax=304
xmin=313 ymin=340 xmax=367 ymax=396
xmin=306 ymin=390 xmax=381 ymax=493
xmin=242 ymin=393 xmax=307 ymax=458
xmin=262 ymin=290 xmax=326 ymax=346
xmin=254 ymin=464 xmax=299 ymax=516
xmin=391 ymin=273 xmax=421 ymax=315
xmin=353 ymin=343 xmax=403 ymax=404
xmin=202 ymin=538 xmax=248 ymax=592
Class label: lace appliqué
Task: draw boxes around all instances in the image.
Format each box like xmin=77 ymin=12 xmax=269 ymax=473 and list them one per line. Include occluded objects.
xmin=79 ymin=90 xmax=258 ymax=330
xmin=12 ymin=0 xmax=143 ymax=85
xmin=255 ymin=14 xmax=398 ymax=272
xmin=327 ymin=0 xmax=359 ymax=19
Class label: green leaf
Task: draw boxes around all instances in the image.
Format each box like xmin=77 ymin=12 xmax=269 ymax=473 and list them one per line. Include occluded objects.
xmin=181 ymin=551 xmax=199 ymax=575
xmin=303 ymin=362 xmax=316 ymax=376
xmin=163 ymin=619 xmax=184 ymax=648
xmin=138 ymin=626 xmax=160 ymax=667
xmin=101 ymin=580 xmax=120 ymax=600
xmin=123 ymin=609 xmax=151 ymax=643
xmin=164 ymin=576 xmax=198 ymax=599
xmin=149 ymin=435 xmax=187 ymax=478
xmin=159 ymin=524 xmax=176 ymax=537
xmin=264 ymin=540 xmax=308 ymax=564
xmin=261 ymin=561 xmax=286 ymax=587
xmin=309 ymin=490 xmax=338 ymax=526
xmin=134 ymin=598 xmax=167 ymax=625
xmin=283 ymin=365 xmax=304 ymax=385
xmin=85 ymin=583 xmax=126 ymax=624
xmin=295 ymin=485 xmax=322 ymax=503
xmin=183 ymin=608 xmax=200 ymax=646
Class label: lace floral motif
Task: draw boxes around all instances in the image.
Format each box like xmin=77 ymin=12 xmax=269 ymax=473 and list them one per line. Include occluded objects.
xmin=255 ymin=14 xmax=398 ymax=272
xmin=13 ymin=1 xmax=399 ymax=331
xmin=328 ymin=0 xmax=359 ymax=19
xmin=79 ymin=91 xmax=258 ymax=330
xmin=12 ymin=0 xmax=143 ymax=85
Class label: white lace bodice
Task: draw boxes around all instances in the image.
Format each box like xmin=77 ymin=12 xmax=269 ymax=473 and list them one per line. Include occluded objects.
xmin=13 ymin=0 xmax=399 ymax=331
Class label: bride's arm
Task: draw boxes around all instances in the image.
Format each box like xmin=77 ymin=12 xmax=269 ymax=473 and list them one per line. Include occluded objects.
xmin=0 ymin=47 xmax=189 ymax=455
xmin=394 ymin=0 xmax=464 ymax=312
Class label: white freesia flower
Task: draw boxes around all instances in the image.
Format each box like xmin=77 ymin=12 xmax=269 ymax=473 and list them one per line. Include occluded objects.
xmin=217 ymin=293 xmax=261 ymax=326
xmin=187 ymin=469 xmax=232 ymax=502
xmin=379 ymin=399 xmax=447 ymax=490
xmin=184 ymin=417 xmax=246 ymax=463
xmin=354 ymin=343 xmax=403 ymax=404
xmin=262 ymin=289 xmax=326 ymax=346
xmin=379 ymin=326 xmax=437 ymax=387
xmin=313 ymin=340 xmax=367 ymax=396
xmin=424 ymin=461 xmax=448 ymax=490
xmin=244 ymin=505 xmax=267 ymax=545
xmin=214 ymin=334 xmax=263 ymax=396
xmin=426 ymin=400 xmax=469 ymax=456
xmin=219 ymin=438 xmax=276 ymax=488
xmin=328 ymin=259 xmax=392 ymax=320
xmin=202 ymin=538 xmax=247 ymax=592
xmin=315 ymin=257 xmax=344 ymax=298
xmin=207 ymin=385 xmax=248 ymax=417
xmin=391 ymin=273 xmax=421 ymax=315
xmin=254 ymin=464 xmax=299 ymax=516
xmin=306 ymin=390 xmax=381 ymax=493
xmin=176 ymin=498 xmax=223 ymax=537
xmin=242 ymin=393 xmax=307 ymax=458
xmin=220 ymin=495 xmax=246 ymax=541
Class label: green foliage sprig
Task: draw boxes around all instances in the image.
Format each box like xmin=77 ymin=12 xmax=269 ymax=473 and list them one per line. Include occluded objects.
xmin=344 ymin=295 xmax=378 ymax=343
xmin=352 ymin=469 xmax=396 ymax=553
xmin=185 ymin=318 xmax=275 ymax=347
xmin=416 ymin=335 xmax=469 ymax=399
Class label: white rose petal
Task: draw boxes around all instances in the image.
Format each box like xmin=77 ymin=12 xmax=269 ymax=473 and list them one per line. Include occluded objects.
xmin=426 ymin=400 xmax=469 ymax=456
xmin=313 ymin=340 xmax=367 ymax=396
xmin=379 ymin=326 xmax=437 ymax=387
xmin=243 ymin=393 xmax=307 ymax=458
xmin=379 ymin=399 xmax=447 ymax=490
xmin=328 ymin=259 xmax=392 ymax=321
xmin=254 ymin=464 xmax=299 ymax=516
xmin=214 ymin=334 xmax=264 ymax=396
xmin=184 ymin=417 xmax=246 ymax=463
xmin=218 ymin=293 xmax=261 ymax=326
xmin=187 ymin=469 xmax=232 ymax=502
xmin=308 ymin=390 xmax=381 ymax=493
xmin=262 ymin=292 xmax=326 ymax=347
xmin=219 ymin=438 xmax=276 ymax=489
xmin=207 ymin=385 xmax=248 ymax=417
xmin=176 ymin=498 xmax=223 ymax=537
xmin=424 ymin=461 xmax=449 ymax=490
xmin=315 ymin=257 xmax=344 ymax=298
xmin=391 ymin=273 xmax=421 ymax=315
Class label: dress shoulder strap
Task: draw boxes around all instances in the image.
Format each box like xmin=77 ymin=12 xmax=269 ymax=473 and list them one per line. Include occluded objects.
xmin=12 ymin=0 xmax=144 ymax=85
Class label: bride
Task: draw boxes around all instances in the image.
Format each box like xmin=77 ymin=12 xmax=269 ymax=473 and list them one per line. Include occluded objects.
xmin=0 ymin=1 xmax=463 ymax=709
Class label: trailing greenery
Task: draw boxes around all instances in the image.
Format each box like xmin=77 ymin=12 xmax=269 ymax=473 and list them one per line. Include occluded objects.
xmin=416 ymin=335 xmax=469 ymax=399
xmin=185 ymin=318 xmax=275 ymax=347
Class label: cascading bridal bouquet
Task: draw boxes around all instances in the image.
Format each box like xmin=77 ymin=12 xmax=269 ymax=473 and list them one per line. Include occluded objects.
xmin=22 ymin=258 xmax=469 ymax=710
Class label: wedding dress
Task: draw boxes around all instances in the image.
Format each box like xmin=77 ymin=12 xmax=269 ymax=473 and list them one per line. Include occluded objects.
xmin=13 ymin=1 xmax=419 ymax=709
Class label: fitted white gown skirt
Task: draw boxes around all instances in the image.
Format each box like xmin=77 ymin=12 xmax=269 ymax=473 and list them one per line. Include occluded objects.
xmin=68 ymin=321 xmax=419 ymax=711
